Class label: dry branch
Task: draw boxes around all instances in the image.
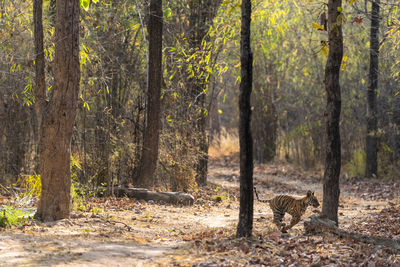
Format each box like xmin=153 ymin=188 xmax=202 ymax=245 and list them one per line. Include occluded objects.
xmin=304 ymin=215 xmax=400 ymax=250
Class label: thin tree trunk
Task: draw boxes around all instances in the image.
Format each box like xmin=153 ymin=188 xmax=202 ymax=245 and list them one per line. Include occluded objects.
xmin=321 ymin=0 xmax=343 ymax=225
xmin=196 ymin=113 xmax=209 ymax=186
xmin=135 ymin=0 xmax=163 ymax=188
xmin=36 ymin=0 xmax=80 ymax=221
xmin=33 ymin=0 xmax=46 ymax=163
xmin=236 ymin=0 xmax=254 ymax=238
xmin=365 ymin=0 xmax=380 ymax=178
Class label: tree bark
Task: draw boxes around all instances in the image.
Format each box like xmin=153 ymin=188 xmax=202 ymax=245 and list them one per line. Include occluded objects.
xmin=135 ymin=0 xmax=163 ymax=189
xmin=36 ymin=0 xmax=80 ymax=221
xmin=236 ymin=0 xmax=254 ymax=238
xmin=321 ymin=0 xmax=343 ymax=225
xmin=187 ymin=0 xmax=222 ymax=186
xmin=252 ymin=65 xmax=277 ymax=163
xmin=365 ymin=0 xmax=380 ymax=178
xmin=33 ymin=0 xmax=46 ymax=171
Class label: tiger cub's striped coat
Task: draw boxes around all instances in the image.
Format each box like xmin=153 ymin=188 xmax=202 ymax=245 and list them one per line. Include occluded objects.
xmin=254 ymin=187 xmax=320 ymax=233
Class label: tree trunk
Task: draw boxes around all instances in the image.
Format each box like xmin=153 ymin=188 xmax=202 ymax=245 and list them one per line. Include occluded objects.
xmin=97 ymin=187 xmax=195 ymax=206
xmin=135 ymin=0 xmax=163 ymax=189
xmin=252 ymin=66 xmax=277 ymax=163
xmin=33 ymin=0 xmax=46 ymax=171
xmin=196 ymin=112 xmax=209 ymax=186
xmin=49 ymin=0 xmax=56 ymax=26
xmin=36 ymin=0 xmax=80 ymax=221
xmin=236 ymin=0 xmax=254 ymax=238
xmin=187 ymin=0 xmax=222 ymax=186
xmin=365 ymin=0 xmax=380 ymax=178
xmin=321 ymin=0 xmax=343 ymax=225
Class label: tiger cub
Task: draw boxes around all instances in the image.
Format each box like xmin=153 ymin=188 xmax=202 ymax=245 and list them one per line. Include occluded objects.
xmin=254 ymin=187 xmax=320 ymax=233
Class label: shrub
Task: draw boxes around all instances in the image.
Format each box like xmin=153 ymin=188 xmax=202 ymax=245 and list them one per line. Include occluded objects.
xmin=0 ymin=205 xmax=34 ymax=228
xmin=344 ymin=149 xmax=366 ymax=178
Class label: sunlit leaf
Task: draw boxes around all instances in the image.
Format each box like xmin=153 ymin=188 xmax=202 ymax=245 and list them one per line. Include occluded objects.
xmin=221 ymin=0 xmax=231 ymax=6
xmin=163 ymin=8 xmax=172 ymax=18
xmin=81 ymin=0 xmax=90 ymax=10
xmin=321 ymin=44 xmax=328 ymax=56
xmin=312 ymin=22 xmax=324 ymax=31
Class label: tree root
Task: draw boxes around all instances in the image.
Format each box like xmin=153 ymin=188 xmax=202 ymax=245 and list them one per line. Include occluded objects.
xmin=304 ymin=215 xmax=400 ymax=250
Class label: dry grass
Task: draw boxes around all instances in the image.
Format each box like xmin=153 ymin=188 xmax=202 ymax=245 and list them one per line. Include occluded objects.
xmin=209 ymin=129 xmax=239 ymax=158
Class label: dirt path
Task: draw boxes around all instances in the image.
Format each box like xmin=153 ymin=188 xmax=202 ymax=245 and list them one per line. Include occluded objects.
xmin=208 ymin=159 xmax=395 ymax=233
xmin=0 ymin=159 xmax=399 ymax=266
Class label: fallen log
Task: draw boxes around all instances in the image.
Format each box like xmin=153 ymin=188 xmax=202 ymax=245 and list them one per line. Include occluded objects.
xmin=97 ymin=187 xmax=195 ymax=206
xmin=304 ymin=215 xmax=400 ymax=250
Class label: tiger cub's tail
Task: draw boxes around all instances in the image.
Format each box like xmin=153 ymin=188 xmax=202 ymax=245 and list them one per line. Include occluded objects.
xmin=253 ymin=187 xmax=270 ymax=203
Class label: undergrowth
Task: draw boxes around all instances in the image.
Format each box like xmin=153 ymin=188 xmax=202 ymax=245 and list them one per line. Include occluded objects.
xmin=343 ymin=148 xmax=400 ymax=179
xmin=343 ymin=149 xmax=366 ymax=178
xmin=0 ymin=205 xmax=35 ymax=228
xmin=208 ymin=129 xmax=239 ymax=158
xmin=1 ymin=154 xmax=101 ymax=228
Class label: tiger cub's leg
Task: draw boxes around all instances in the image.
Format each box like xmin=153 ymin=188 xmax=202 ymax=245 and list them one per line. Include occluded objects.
xmin=281 ymin=216 xmax=301 ymax=232
xmin=272 ymin=211 xmax=285 ymax=231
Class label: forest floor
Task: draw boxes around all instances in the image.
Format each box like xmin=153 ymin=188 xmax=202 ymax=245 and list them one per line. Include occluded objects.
xmin=1 ymin=155 xmax=400 ymax=266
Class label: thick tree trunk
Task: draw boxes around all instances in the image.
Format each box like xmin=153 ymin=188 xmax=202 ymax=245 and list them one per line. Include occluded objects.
xmin=135 ymin=0 xmax=163 ymax=188
xmin=236 ymin=0 xmax=254 ymax=238
xmin=321 ymin=0 xmax=343 ymax=225
xmin=36 ymin=0 xmax=80 ymax=221
xmin=365 ymin=0 xmax=380 ymax=178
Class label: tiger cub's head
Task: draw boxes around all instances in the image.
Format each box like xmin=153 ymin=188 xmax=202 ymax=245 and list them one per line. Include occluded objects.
xmin=306 ymin=191 xmax=320 ymax=208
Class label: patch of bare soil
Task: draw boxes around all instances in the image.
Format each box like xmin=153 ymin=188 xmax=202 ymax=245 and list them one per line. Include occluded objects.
xmin=1 ymin=156 xmax=399 ymax=266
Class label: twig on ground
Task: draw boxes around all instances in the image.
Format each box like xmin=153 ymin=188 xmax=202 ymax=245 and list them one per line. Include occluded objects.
xmin=104 ymin=219 xmax=133 ymax=232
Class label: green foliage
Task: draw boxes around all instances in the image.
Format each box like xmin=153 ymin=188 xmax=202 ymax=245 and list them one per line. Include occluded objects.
xmin=0 ymin=205 xmax=35 ymax=228
xmin=2 ymin=0 xmax=400 ymax=195
xmin=157 ymin=132 xmax=197 ymax=192
xmin=344 ymin=149 xmax=366 ymax=178
xmin=81 ymin=0 xmax=97 ymax=11
xmin=15 ymin=154 xmax=94 ymax=212
xmin=70 ymin=154 xmax=96 ymax=212
xmin=16 ymin=173 xmax=41 ymax=198
xmin=378 ymin=146 xmax=400 ymax=179
xmin=163 ymin=8 xmax=172 ymax=19
xmin=212 ymin=186 xmax=231 ymax=202
xmin=91 ymin=207 xmax=103 ymax=216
